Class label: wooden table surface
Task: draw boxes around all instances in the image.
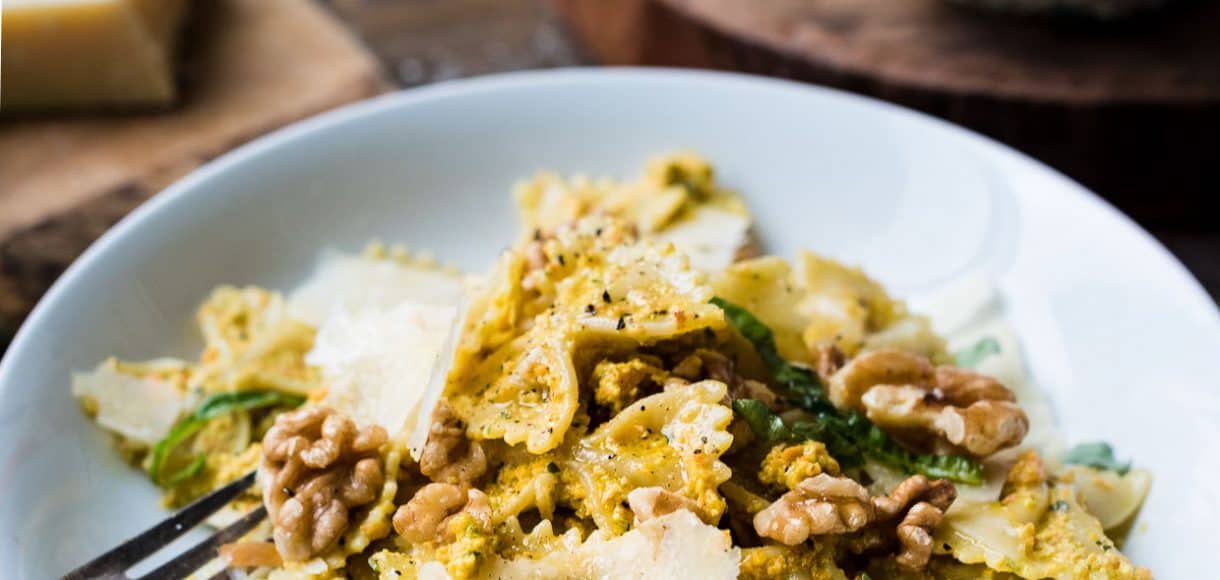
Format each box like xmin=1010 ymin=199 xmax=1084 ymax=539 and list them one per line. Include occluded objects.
xmin=0 ymin=0 xmax=1216 ymax=349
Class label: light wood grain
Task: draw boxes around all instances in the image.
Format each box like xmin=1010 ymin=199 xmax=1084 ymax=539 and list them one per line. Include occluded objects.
xmin=0 ymin=0 xmax=390 ymax=326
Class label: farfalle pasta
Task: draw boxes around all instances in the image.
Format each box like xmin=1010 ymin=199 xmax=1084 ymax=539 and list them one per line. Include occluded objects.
xmin=73 ymin=154 xmax=1151 ymax=579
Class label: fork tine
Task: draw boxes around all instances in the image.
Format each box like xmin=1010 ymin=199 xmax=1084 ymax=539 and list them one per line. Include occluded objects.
xmin=63 ymin=470 xmax=258 ymax=580
xmin=133 ymin=505 xmax=267 ymax=580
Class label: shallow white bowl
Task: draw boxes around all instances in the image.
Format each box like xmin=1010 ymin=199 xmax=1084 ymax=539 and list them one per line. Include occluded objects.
xmin=1 ymin=69 xmax=1217 ymax=578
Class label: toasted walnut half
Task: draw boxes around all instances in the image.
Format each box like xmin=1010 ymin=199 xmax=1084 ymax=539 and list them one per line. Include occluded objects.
xmin=828 ymin=350 xmax=1028 ymax=457
xmin=754 ymin=474 xmax=956 ymax=570
xmin=754 ymin=474 xmax=876 ymax=545
xmin=874 ymin=475 xmax=957 ymax=569
xmin=812 ymin=343 xmax=846 ymax=384
xmin=261 ymin=406 xmax=388 ymax=562
xmin=670 ymin=349 xmax=779 ymax=409
xmin=419 ymin=401 xmax=488 ymax=485
xmin=393 ymin=483 xmax=491 ymax=544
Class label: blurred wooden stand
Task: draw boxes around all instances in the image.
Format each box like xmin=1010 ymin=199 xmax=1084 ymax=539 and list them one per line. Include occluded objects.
xmin=0 ymin=0 xmax=390 ymax=336
xmin=553 ymin=0 xmax=1220 ymax=229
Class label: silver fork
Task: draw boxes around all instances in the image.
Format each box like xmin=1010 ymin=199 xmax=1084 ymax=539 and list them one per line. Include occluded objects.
xmin=62 ymin=471 xmax=266 ymax=580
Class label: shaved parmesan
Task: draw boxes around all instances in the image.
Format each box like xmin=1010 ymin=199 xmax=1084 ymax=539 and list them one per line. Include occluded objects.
xmin=289 ymin=252 xmax=466 ymax=326
xmin=1060 ymin=465 xmax=1152 ymax=530
xmin=309 ymin=301 xmax=459 ymax=441
xmin=484 ymin=511 xmax=739 ymax=579
xmin=913 ymin=272 xmax=1000 ymax=337
xmin=407 ymin=299 xmax=467 ymax=461
xmin=654 ymin=206 xmax=751 ymax=272
xmin=71 ymin=363 xmax=187 ymax=445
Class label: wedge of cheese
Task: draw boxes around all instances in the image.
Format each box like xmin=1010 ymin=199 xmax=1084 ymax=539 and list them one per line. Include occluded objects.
xmin=1 ymin=0 xmax=190 ymax=110
xmin=308 ymin=300 xmax=460 ymax=443
xmin=292 ymin=252 xmax=469 ymax=448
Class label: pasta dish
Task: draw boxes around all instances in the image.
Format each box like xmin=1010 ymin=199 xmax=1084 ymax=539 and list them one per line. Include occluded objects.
xmin=73 ymin=154 xmax=1152 ymax=579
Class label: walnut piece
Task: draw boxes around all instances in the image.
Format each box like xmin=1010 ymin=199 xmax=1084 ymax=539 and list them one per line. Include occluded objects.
xmin=419 ymin=401 xmax=488 ymax=485
xmin=874 ymin=475 xmax=956 ymax=569
xmin=627 ymin=486 xmax=703 ymax=524
xmin=261 ymin=406 xmax=387 ymax=562
xmin=828 ymin=350 xmax=1028 ymax=457
xmin=670 ymin=349 xmax=778 ymax=409
xmin=393 ymin=483 xmax=491 ymax=544
xmin=754 ymin=474 xmax=876 ymax=545
xmin=812 ymin=343 xmax=846 ymax=383
xmin=754 ymin=474 xmax=956 ymax=570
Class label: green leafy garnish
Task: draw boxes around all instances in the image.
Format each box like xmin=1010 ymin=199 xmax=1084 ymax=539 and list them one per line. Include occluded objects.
xmin=166 ymin=454 xmax=207 ymax=486
xmin=909 ymin=453 xmax=984 ymax=483
xmin=715 ymin=297 xmax=983 ymax=485
xmin=731 ymin=396 xmax=982 ymax=484
xmin=954 ymin=336 xmax=1001 ymax=369
xmin=732 ymin=399 xmax=792 ymax=443
xmin=711 ymin=297 xmax=835 ymax=414
xmin=149 ymin=390 xmax=305 ymax=485
xmin=1062 ymin=442 xmax=1131 ymax=475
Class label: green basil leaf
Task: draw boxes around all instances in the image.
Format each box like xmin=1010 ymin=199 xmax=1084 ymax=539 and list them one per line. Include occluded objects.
xmin=710 ymin=297 xmax=834 ymax=414
xmin=954 ymin=336 xmax=1001 ymax=369
xmin=731 ymin=399 xmax=791 ymax=443
xmin=854 ymin=420 xmax=984 ymax=485
xmin=149 ymin=389 xmax=305 ymax=486
xmin=165 ymin=454 xmax=208 ymax=486
xmin=148 ymin=417 xmax=205 ymax=485
xmin=1062 ymin=442 xmax=1131 ymax=475
xmin=196 ymin=390 xmax=304 ymax=421
xmin=909 ymin=453 xmax=985 ymax=485
xmin=790 ymin=414 xmax=864 ymax=467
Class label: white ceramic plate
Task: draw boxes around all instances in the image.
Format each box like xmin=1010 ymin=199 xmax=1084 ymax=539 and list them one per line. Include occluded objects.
xmin=1 ymin=69 xmax=1217 ymax=578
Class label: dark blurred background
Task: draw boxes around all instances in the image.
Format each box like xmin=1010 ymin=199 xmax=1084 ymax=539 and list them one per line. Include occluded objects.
xmin=2 ymin=0 xmax=1217 ymax=352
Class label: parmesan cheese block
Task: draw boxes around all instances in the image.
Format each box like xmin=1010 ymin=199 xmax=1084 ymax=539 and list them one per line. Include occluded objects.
xmin=482 ymin=511 xmax=740 ymax=579
xmin=71 ymin=361 xmax=187 ymax=445
xmin=654 ymin=205 xmax=752 ymax=272
xmin=292 ymin=251 xmax=469 ymax=449
xmin=1 ymin=0 xmax=190 ymax=110
xmin=308 ymin=301 xmax=459 ymax=441
xmin=289 ymin=252 xmax=467 ymax=326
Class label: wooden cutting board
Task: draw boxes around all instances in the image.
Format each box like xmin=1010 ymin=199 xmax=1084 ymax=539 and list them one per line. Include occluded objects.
xmin=0 ymin=0 xmax=391 ymax=334
xmin=552 ymin=0 xmax=1220 ymax=228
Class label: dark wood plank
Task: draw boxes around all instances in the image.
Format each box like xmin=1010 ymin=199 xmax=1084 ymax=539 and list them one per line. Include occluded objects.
xmin=1155 ymin=232 xmax=1220 ymax=305
xmin=552 ymin=0 xmax=1220 ymax=229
